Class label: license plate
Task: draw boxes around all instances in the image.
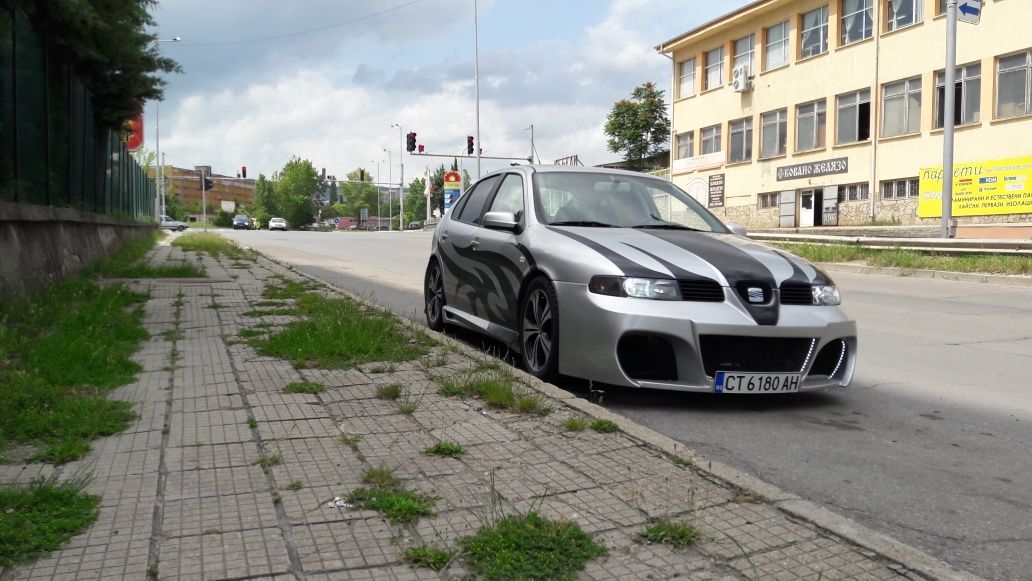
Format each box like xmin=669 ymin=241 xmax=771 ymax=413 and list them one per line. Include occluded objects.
xmin=714 ymin=372 xmax=801 ymax=394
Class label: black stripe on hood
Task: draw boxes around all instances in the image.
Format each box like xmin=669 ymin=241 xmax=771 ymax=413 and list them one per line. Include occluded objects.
xmin=548 ymin=227 xmax=668 ymax=279
xmin=637 ymin=230 xmax=779 ymax=325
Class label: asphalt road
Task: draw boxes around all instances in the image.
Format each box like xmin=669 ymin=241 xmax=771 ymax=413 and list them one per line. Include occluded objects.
xmin=223 ymin=228 xmax=1031 ymax=580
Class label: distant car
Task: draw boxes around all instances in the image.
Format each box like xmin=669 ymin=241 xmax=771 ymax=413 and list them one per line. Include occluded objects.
xmin=160 ymin=215 xmax=188 ymax=231
xmin=268 ymin=217 xmax=287 ymax=231
xmin=424 ymin=165 xmax=857 ymax=393
xmin=408 ymin=221 xmax=423 ymax=230
xmin=232 ymin=215 xmax=254 ymax=230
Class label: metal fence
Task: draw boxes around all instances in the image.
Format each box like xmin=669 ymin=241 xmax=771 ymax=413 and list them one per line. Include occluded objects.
xmin=0 ymin=6 xmax=154 ymax=219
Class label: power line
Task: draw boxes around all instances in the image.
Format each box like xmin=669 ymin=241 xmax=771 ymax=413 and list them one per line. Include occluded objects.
xmin=180 ymin=0 xmax=426 ymax=47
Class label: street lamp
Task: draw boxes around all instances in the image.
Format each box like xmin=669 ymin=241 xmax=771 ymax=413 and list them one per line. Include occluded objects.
xmin=372 ymin=160 xmax=381 ymax=228
xmin=151 ymin=36 xmax=181 ymax=220
xmin=390 ymin=123 xmax=404 ymax=230
xmin=383 ymin=148 xmax=392 ymax=231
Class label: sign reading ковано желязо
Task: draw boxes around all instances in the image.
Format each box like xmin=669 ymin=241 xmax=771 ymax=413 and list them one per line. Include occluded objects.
xmin=918 ymin=155 xmax=1032 ymax=218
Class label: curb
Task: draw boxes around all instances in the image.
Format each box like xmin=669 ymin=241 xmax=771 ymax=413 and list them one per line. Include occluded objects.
xmin=818 ymin=262 xmax=1032 ymax=288
xmin=259 ymin=254 xmax=981 ymax=581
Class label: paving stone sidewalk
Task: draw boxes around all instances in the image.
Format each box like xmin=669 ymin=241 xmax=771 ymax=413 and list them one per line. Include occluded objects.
xmin=1 ymin=240 xmax=957 ymax=580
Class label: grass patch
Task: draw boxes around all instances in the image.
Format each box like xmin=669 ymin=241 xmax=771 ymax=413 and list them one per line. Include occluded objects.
xmin=403 ymin=545 xmax=455 ymax=571
xmin=589 ymin=419 xmax=619 ymax=433
xmin=515 ymin=394 xmax=551 ymax=415
xmin=254 ymin=452 xmax=282 ymax=468
xmin=285 ymin=480 xmax=304 ymax=491
xmin=395 ymin=399 xmax=418 ymax=415
xmin=88 ymin=232 xmax=205 ymax=279
xmin=250 ymin=292 xmax=429 ymax=369
xmin=243 ymin=307 xmax=298 ymax=318
xmin=161 ymin=329 xmax=183 ymax=342
xmin=368 ymin=363 xmax=398 ymax=373
xmin=563 ymin=417 xmax=589 ymax=432
xmin=339 ymin=433 xmax=362 ymax=448
xmin=344 ymin=466 xmax=436 ymax=524
xmin=254 ymin=300 xmax=287 ymax=307
xmin=419 ymin=355 xmax=449 ymax=369
xmin=262 ymin=277 xmax=321 ymax=300
xmin=246 ymin=417 xmax=258 ymax=429
xmin=0 ymin=279 xmax=147 ymax=462
xmin=362 ymin=466 xmax=399 ymax=489
xmin=0 ymin=477 xmax=100 ymax=567
xmin=376 ymin=383 xmax=404 ymax=401
xmin=238 ymin=328 xmax=267 ymax=339
xmin=776 ymin=242 xmax=1032 ymax=276
xmin=424 ymin=442 xmax=465 ymax=457
xmin=435 ymin=369 xmax=549 ymax=415
xmin=459 ymin=512 xmax=605 ymax=580
xmin=639 ymin=519 xmax=700 ymax=548
xmin=284 ymin=381 xmax=325 ymax=394
xmin=172 ymin=232 xmax=257 ymax=261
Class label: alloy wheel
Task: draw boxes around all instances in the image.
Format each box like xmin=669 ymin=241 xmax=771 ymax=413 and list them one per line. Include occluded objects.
xmin=522 ymin=288 xmax=553 ymax=372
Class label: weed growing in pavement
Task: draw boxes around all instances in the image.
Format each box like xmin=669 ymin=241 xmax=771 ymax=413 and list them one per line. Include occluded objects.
xmin=730 ymin=488 xmax=762 ymax=504
xmin=146 ymin=564 xmax=159 ymax=579
xmin=345 ymin=466 xmax=436 ymax=524
xmin=0 ymin=279 xmax=146 ymax=463
xmin=238 ymin=328 xmax=266 ymax=339
xmin=376 ymin=383 xmax=404 ymax=400
xmin=88 ymin=231 xmax=205 ymax=279
xmin=339 ymin=433 xmax=362 ymax=448
xmin=284 ymin=381 xmax=325 ymax=394
xmin=435 ymin=367 xmax=550 ymax=416
xmin=419 ymin=355 xmax=449 ymax=369
xmin=172 ymin=232 xmax=258 ymax=261
xmin=0 ymin=475 xmax=100 ymax=566
xmin=424 ymin=442 xmax=466 ymax=457
xmin=458 ymin=512 xmax=605 ymax=580
xmin=254 ymin=300 xmax=287 ymax=307
xmin=261 ymin=277 xmax=321 ymax=300
xmin=254 ymin=452 xmax=282 ymax=468
xmin=285 ymin=480 xmax=303 ymax=491
xmin=395 ymin=399 xmax=419 ymax=415
xmin=161 ymin=329 xmax=183 ymax=342
xmin=368 ymin=363 xmax=398 ymax=373
xmin=271 ymin=491 xmax=282 ymax=504
xmin=243 ymin=307 xmax=298 ymax=318
xmin=403 ymin=545 xmax=455 ymax=571
xmin=562 ymin=417 xmax=589 ymax=432
xmin=639 ymin=519 xmax=700 ymax=548
xmin=589 ymin=419 xmax=619 ymax=433
xmin=246 ymin=417 xmax=258 ymax=429
xmin=515 ymin=394 xmax=551 ymax=415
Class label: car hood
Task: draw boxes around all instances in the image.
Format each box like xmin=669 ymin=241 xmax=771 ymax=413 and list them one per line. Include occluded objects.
xmin=545 ymin=226 xmax=831 ymax=288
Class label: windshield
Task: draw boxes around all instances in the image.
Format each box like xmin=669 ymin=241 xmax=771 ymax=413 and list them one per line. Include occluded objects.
xmin=532 ymin=172 xmax=727 ymax=233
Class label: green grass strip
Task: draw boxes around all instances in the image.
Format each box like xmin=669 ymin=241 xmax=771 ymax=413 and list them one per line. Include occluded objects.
xmin=172 ymin=232 xmax=257 ymax=261
xmin=776 ymin=242 xmax=1032 ymax=276
xmin=88 ymin=231 xmax=204 ymax=278
xmin=0 ymin=477 xmax=100 ymax=566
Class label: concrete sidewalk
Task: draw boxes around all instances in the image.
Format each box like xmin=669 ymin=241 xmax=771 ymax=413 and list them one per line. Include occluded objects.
xmin=0 ymin=242 xmax=978 ymax=580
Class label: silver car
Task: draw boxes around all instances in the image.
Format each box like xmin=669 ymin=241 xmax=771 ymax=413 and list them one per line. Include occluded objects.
xmin=423 ymin=166 xmax=856 ymax=394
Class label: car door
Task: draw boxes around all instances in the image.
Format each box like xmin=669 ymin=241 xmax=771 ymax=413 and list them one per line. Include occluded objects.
xmin=438 ymin=175 xmax=500 ymax=318
xmin=474 ymin=173 xmax=530 ymax=333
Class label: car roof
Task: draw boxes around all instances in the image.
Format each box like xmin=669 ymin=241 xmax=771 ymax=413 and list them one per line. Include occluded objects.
xmin=479 ymin=164 xmax=665 ymax=180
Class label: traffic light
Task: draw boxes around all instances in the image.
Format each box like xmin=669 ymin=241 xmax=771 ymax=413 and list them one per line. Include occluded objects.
xmin=241 ymin=166 xmax=247 ymax=178
xmin=466 ymin=135 xmax=474 ymax=155
xmin=406 ymin=132 xmax=417 ymax=152
xmin=204 ymin=176 xmax=213 ymax=190
xmin=359 ymin=169 xmax=366 ymax=181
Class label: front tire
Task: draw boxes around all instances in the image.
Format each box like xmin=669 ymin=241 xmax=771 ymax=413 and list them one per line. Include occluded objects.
xmin=519 ymin=277 xmax=559 ymax=381
xmin=424 ymin=260 xmax=446 ymax=331
xmin=177 ymin=225 xmax=186 ymax=231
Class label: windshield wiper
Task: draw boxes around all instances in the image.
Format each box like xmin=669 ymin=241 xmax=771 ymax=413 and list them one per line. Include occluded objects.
xmin=632 ymin=223 xmax=703 ymax=231
xmin=550 ymin=221 xmax=616 ymax=227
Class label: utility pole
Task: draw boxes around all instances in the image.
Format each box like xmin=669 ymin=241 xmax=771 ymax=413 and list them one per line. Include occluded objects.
xmin=529 ymin=124 xmax=536 ymax=164
xmin=474 ymin=0 xmax=482 ymax=179
xmin=391 ymin=124 xmax=404 ymax=229
xmin=161 ymin=152 xmax=167 ymax=217
xmin=201 ymin=168 xmax=207 ymax=232
xmin=384 ymin=148 xmax=393 ymax=230
xmin=941 ymin=0 xmax=958 ymax=238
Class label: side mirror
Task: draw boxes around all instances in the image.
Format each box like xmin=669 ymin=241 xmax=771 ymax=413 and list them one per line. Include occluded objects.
xmin=728 ymin=224 xmax=748 ymax=237
xmin=482 ymin=211 xmax=518 ymax=232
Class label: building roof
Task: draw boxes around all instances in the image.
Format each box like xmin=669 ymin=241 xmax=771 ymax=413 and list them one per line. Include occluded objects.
xmin=655 ymin=0 xmax=773 ymax=53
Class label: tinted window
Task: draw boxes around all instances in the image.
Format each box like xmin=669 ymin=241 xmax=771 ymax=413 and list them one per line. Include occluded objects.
xmin=455 ymin=176 xmax=499 ymax=223
xmin=488 ymin=174 xmax=525 ymax=218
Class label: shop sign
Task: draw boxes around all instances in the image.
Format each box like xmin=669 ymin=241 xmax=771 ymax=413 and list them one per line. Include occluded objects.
xmin=708 ymin=174 xmax=725 ymax=208
xmin=776 ymin=157 xmax=848 ymax=181
xmin=673 ymin=151 xmax=725 ymax=173
xmin=918 ymin=155 xmax=1032 ymax=217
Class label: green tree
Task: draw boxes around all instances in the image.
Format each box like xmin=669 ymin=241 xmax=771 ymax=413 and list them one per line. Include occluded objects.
xmin=337 ymin=168 xmax=378 ymax=222
xmin=253 ymin=173 xmax=278 ymax=225
xmin=404 ymin=177 xmax=427 ymax=226
xmin=603 ymin=81 xmax=670 ymax=171
xmin=275 ymin=157 xmax=318 ymax=228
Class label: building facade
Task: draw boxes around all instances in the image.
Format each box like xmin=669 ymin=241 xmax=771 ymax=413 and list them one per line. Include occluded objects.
xmin=149 ymin=165 xmax=256 ymax=214
xmin=657 ymin=0 xmax=1032 ymax=230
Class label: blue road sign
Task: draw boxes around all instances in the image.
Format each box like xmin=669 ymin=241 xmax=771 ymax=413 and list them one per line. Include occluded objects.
xmin=958 ymin=0 xmax=981 ymax=24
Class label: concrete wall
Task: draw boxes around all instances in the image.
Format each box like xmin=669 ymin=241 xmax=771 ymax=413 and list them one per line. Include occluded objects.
xmin=0 ymin=201 xmax=154 ymax=298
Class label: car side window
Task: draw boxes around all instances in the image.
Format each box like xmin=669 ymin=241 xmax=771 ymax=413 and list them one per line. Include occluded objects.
xmin=455 ymin=176 xmax=499 ymax=224
xmin=487 ymin=174 xmax=525 ymax=220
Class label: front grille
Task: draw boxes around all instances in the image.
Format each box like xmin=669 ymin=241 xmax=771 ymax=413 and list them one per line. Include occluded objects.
xmin=699 ymin=335 xmax=815 ymax=376
xmin=779 ymin=283 xmax=814 ymax=305
xmin=734 ymin=281 xmax=772 ymax=305
xmin=617 ymin=334 xmax=678 ymax=381
xmin=678 ymin=279 xmax=724 ymax=302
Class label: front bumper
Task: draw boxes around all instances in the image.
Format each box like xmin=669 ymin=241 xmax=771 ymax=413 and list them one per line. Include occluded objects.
xmin=554 ymin=281 xmax=857 ymax=393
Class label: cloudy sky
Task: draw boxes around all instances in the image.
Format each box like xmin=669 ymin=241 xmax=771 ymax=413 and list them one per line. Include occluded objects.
xmin=145 ymin=0 xmax=747 ymax=183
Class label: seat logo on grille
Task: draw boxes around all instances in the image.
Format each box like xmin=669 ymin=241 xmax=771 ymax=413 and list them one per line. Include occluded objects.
xmin=747 ymin=287 xmax=765 ymax=303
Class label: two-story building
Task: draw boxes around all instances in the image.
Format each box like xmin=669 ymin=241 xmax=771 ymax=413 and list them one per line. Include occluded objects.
xmin=657 ymin=0 xmax=1032 ymax=231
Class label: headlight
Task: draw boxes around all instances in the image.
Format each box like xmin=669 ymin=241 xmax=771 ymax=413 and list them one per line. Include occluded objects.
xmin=811 ymin=284 xmax=841 ymax=306
xmin=589 ymin=276 xmax=681 ymax=300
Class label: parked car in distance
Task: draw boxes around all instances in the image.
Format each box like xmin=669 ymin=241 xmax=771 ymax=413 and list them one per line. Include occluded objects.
xmin=268 ymin=217 xmax=287 ymax=231
xmin=408 ymin=221 xmax=423 ymax=230
xmin=160 ymin=215 xmax=188 ymax=231
xmin=232 ymin=215 xmax=255 ymax=230
xmin=423 ymin=165 xmax=857 ymax=394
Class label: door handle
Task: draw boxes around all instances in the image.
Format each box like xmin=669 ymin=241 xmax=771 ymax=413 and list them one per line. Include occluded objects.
xmin=441 ymin=231 xmax=449 ymax=241
xmin=471 ymin=238 xmax=480 ymax=251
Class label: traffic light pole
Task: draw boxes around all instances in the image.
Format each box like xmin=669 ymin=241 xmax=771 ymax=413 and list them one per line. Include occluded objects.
xmin=201 ymin=168 xmax=207 ymax=232
xmin=941 ymin=0 xmax=958 ymax=238
xmin=474 ymin=0 xmax=482 ymax=179
xmin=409 ymin=153 xmax=533 ymax=162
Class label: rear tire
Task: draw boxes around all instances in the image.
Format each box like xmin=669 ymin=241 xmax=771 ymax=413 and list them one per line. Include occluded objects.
xmin=518 ymin=277 xmax=560 ymax=381
xmin=177 ymin=225 xmax=186 ymax=231
xmin=424 ymin=260 xmax=446 ymax=331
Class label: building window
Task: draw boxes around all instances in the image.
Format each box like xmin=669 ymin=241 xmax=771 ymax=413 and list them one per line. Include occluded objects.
xmin=705 ymin=47 xmax=725 ymax=90
xmin=675 ymin=131 xmax=694 ymax=159
xmin=729 ymin=118 xmax=753 ymax=163
xmin=760 ymin=109 xmax=788 ymax=158
xmin=758 ymin=192 xmax=779 ymax=209
xmin=997 ymin=51 xmax=1032 ymax=119
xmin=882 ymin=177 xmax=920 ymax=199
xmin=841 ymin=0 xmax=873 ymax=45
xmin=734 ymin=34 xmax=755 ymax=76
xmin=837 ymin=89 xmax=871 ymax=144
xmin=801 ymin=6 xmax=829 ymax=58
xmin=701 ymin=124 xmax=722 ymax=154
xmin=935 ymin=63 xmax=980 ymax=128
xmin=765 ymin=21 xmax=790 ymax=69
xmin=839 ymin=182 xmax=870 ymax=202
xmin=882 ymin=77 xmax=921 ymax=137
xmin=796 ymin=100 xmax=827 ymax=151
xmin=936 ymin=0 xmax=946 ymax=15
xmin=887 ymin=0 xmax=922 ymax=31
xmin=678 ymin=58 xmax=697 ymax=99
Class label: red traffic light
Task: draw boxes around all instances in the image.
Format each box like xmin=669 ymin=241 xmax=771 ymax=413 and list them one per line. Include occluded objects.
xmin=406 ymin=132 xmax=417 ymax=153
xmin=241 ymin=166 xmax=247 ymax=178
xmin=418 ymin=145 xmax=425 ymax=153
xmin=466 ymin=135 xmax=474 ymax=155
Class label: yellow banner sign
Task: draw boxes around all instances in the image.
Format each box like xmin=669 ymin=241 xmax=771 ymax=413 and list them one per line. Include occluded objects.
xmin=918 ymin=155 xmax=1032 ymax=218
